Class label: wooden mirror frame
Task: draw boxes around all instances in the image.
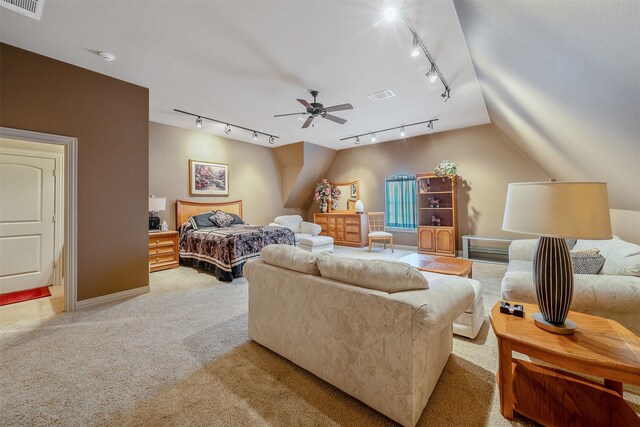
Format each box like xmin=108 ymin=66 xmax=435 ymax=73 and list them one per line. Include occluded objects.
xmin=329 ymin=180 xmax=360 ymax=213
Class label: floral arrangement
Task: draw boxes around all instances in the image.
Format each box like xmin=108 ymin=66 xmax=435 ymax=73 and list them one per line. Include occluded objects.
xmin=434 ymin=160 xmax=458 ymax=179
xmin=313 ymin=179 xmax=341 ymax=213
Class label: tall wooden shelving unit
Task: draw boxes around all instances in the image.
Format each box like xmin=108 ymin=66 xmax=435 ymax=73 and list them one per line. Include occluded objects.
xmin=416 ymin=173 xmax=457 ymax=257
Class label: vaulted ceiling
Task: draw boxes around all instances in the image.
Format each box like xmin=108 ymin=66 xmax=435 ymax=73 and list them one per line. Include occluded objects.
xmin=453 ymin=0 xmax=640 ymax=211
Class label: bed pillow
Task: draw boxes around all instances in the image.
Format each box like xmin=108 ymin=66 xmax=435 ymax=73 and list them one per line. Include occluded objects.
xmin=261 ymin=244 xmax=320 ymax=275
xmin=189 ymin=212 xmax=216 ymax=230
xmin=227 ymin=213 xmax=245 ymax=225
xmin=209 ymin=210 xmax=235 ymax=228
xmin=570 ymin=249 xmax=605 ymax=275
xmin=316 ymin=255 xmax=428 ymax=293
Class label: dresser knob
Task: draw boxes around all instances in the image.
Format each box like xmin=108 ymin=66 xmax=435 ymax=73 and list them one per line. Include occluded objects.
xmin=156 ymin=249 xmax=159 ymax=253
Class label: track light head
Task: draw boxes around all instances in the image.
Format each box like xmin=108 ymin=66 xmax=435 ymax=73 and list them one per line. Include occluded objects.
xmin=371 ymin=133 xmax=377 ymax=142
xmin=224 ymin=124 xmax=231 ymax=135
xmin=411 ymin=35 xmax=420 ymax=57
xmin=355 ymin=136 xmax=360 ymax=145
xmin=441 ymin=88 xmax=450 ymax=101
xmin=195 ymin=117 xmax=203 ymax=128
xmin=268 ymin=136 xmax=275 ymax=145
xmin=252 ymin=131 xmax=258 ymax=141
xmin=400 ymin=126 xmax=406 ymax=137
xmin=427 ymin=64 xmax=437 ymax=83
xmin=384 ymin=7 xmax=397 ymax=21
xmin=428 ymin=121 xmax=434 ymax=131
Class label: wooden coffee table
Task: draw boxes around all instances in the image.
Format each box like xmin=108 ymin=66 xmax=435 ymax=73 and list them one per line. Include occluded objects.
xmin=490 ymin=301 xmax=640 ymax=426
xmin=397 ymin=253 xmax=473 ymax=278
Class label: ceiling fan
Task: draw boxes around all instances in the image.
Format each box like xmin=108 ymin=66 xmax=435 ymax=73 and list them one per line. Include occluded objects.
xmin=274 ymin=90 xmax=353 ymax=128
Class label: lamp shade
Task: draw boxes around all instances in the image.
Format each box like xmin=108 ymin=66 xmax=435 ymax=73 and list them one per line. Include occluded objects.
xmin=148 ymin=196 xmax=167 ymax=212
xmin=502 ymin=182 xmax=611 ymax=239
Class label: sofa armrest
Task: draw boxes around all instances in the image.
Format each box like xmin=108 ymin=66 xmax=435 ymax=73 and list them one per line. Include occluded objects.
xmin=268 ymin=223 xmax=281 ymax=228
xmin=509 ymin=239 xmax=538 ymax=261
xmin=300 ymin=221 xmax=322 ymax=237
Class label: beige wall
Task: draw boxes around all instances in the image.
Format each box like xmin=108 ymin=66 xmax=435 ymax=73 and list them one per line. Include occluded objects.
xmin=314 ymin=124 xmax=550 ymax=246
xmin=0 ymin=43 xmax=149 ymax=301
xmin=149 ymin=122 xmax=296 ymax=228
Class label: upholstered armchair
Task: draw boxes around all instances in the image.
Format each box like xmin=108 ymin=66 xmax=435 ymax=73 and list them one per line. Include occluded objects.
xmin=269 ymin=215 xmax=322 ymax=244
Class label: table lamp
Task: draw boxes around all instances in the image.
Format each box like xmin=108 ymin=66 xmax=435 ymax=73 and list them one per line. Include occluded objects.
xmin=502 ymin=181 xmax=611 ymax=334
xmin=148 ymin=196 xmax=167 ymax=231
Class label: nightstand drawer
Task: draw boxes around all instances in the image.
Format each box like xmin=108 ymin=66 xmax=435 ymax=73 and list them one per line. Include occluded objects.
xmin=148 ymin=230 xmax=179 ymax=272
xmin=149 ymin=235 xmax=176 ymax=248
xmin=148 ymin=246 xmax=175 ymax=256
xmin=149 ymin=252 xmax=177 ymax=265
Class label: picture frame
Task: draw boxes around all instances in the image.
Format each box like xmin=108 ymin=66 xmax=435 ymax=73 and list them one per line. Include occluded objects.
xmin=189 ymin=160 xmax=229 ymax=196
xmin=350 ymin=183 xmax=357 ymax=198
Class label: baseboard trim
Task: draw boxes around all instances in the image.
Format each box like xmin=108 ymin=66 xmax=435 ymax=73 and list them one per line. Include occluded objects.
xmin=77 ymin=285 xmax=150 ymax=310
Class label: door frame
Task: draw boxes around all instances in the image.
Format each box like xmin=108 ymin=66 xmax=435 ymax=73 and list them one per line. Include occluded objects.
xmin=0 ymin=127 xmax=78 ymax=312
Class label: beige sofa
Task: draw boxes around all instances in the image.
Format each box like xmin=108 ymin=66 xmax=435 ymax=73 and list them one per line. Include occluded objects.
xmin=245 ymin=245 xmax=475 ymax=426
xmin=501 ymin=237 xmax=640 ymax=334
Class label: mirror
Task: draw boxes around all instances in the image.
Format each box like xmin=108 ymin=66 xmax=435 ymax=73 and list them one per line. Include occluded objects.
xmin=329 ymin=180 xmax=360 ymax=212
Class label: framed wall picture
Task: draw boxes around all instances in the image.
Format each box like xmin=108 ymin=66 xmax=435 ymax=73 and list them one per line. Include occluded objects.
xmin=189 ymin=160 xmax=229 ymax=196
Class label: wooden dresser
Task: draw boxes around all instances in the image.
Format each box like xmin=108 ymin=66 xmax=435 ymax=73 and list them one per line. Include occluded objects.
xmin=314 ymin=213 xmax=367 ymax=247
xmin=148 ymin=230 xmax=179 ymax=272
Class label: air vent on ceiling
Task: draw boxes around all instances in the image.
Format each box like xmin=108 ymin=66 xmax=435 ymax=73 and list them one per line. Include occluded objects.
xmin=367 ymin=89 xmax=395 ymax=102
xmin=1 ymin=0 xmax=44 ymax=20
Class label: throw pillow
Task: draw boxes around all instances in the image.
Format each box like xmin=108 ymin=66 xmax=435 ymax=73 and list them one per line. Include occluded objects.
xmin=570 ymin=250 xmax=605 ymax=275
xmin=209 ymin=210 xmax=235 ymax=228
xmin=261 ymin=244 xmax=320 ymax=275
xmin=316 ymin=255 xmax=428 ymax=293
xmin=565 ymin=239 xmax=577 ymax=250
xmin=189 ymin=212 xmax=216 ymax=230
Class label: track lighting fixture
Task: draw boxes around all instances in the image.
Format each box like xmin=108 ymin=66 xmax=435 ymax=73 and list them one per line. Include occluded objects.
xmin=340 ymin=119 xmax=438 ymax=143
xmin=411 ymin=35 xmax=420 ymax=57
xmin=426 ymin=64 xmax=438 ymax=83
xmin=441 ymin=88 xmax=450 ymax=101
xmin=174 ymin=109 xmax=279 ymax=144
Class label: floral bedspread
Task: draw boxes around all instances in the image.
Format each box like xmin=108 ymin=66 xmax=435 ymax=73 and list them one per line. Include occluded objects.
xmin=178 ymin=222 xmax=295 ymax=281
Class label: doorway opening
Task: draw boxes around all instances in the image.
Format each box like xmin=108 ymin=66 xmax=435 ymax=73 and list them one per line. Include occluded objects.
xmin=0 ymin=127 xmax=77 ymax=313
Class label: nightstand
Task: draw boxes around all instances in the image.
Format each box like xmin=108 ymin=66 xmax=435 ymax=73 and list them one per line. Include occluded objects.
xmin=148 ymin=230 xmax=179 ymax=272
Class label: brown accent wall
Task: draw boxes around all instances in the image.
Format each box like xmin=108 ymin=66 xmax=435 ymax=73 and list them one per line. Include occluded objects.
xmin=0 ymin=44 xmax=149 ymax=300
xmin=149 ymin=122 xmax=296 ymax=228
xmin=313 ymin=124 xmax=550 ymax=247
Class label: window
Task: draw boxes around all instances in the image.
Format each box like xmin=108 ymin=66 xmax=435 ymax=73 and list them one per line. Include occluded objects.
xmin=385 ymin=175 xmax=417 ymax=229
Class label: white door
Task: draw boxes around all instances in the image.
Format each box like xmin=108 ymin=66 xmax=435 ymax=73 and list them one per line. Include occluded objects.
xmin=0 ymin=154 xmax=56 ymax=293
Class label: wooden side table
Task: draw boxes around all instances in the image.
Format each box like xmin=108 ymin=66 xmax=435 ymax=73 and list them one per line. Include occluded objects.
xmin=490 ymin=302 xmax=640 ymax=426
xmin=148 ymin=230 xmax=179 ymax=272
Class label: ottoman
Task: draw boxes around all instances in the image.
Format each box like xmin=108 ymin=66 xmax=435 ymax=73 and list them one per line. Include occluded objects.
xmin=454 ymin=278 xmax=485 ymax=339
xmin=298 ymin=235 xmax=334 ymax=253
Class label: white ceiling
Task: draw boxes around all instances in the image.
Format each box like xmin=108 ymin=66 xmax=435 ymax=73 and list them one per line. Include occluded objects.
xmin=0 ymin=0 xmax=489 ymax=149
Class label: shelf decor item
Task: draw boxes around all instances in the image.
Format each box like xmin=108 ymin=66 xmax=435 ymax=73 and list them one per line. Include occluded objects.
xmin=189 ymin=160 xmax=228 ymax=196
xmin=434 ymin=160 xmax=457 ymax=179
xmin=313 ymin=179 xmax=340 ymax=213
xmin=502 ymin=181 xmax=612 ymax=334
xmin=148 ymin=196 xmax=167 ymax=230
xmin=355 ymin=200 xmax=364 ymax=213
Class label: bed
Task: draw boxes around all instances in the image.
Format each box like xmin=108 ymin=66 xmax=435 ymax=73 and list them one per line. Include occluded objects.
xmin=175 ymin=199 xmax=295 ymax=282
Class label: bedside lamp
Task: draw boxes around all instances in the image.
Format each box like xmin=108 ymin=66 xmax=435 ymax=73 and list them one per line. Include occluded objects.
xmin=502 ymin=181 xmax=611 ymax=334
xmin=148 ymin=196 xmax=167 ymax=230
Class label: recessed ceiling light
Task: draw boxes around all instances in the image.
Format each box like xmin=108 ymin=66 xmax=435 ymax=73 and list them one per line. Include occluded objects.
xmin=98 ymin=51 xmax=116 ymax=62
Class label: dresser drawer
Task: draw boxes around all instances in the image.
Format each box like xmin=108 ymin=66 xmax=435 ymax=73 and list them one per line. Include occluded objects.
xmin=344 ymin=216 xmax=360 ymax=225
xmin=149 ymin=235 xmax=176 ymax=248
xmin=148 ymin=246 xmax=176 ymax=256
xmin=149 ymin=252 xmax=177 ymax=265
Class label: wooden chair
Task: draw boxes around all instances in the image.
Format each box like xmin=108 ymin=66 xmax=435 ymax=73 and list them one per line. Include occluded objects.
xmin=368 ymin=212 xmax=394 ymax=253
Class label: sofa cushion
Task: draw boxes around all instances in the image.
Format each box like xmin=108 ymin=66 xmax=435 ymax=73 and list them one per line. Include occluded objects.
xmin=261 ymin=244 xmax=320 ymax=276
xmin=274 ymin=215 xmax=303 ymax=233
xmin=571 ymin=251 xmax=605 ymax=275
xmin=573 ymin=236 xmax=640 ymax=277
xmin=316 ymin=255 xmax=428 ymax=292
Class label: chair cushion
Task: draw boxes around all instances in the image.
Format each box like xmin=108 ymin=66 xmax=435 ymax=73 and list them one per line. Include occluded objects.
xmin=261 ymin=244 xmax=320 ymax=276
xmin=369 ymin=231 xmax=393 ymax=238
xmin=274 ymin=215 xmax=303 ymax=233
xmin=316 ymin=255 xmax=428 ymax=293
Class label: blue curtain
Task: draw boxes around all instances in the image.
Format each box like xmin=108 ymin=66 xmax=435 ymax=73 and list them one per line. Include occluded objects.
xmin=385 ymin=175 xmax=417 ymax=228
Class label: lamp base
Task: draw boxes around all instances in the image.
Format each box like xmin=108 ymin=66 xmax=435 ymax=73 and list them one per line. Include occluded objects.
xmin=532 ymin=312 xmax=577 ymax=335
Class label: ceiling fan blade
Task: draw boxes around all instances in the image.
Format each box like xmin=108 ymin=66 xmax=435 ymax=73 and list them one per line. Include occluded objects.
xmin=302 ymin=116 xmax=315 ymax=128
xmin=324 ymin=103 xmax=353 ymax=113
xmin=323 ymin=114 xmax=347 ymax=125
xmin=274 ymin=112 xmax=307 ymax=117
xmin=297 ymin=98 xmax=313 ymax=109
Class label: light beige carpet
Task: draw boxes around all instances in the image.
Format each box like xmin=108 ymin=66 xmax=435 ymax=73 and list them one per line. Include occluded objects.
xmin=1 ymin=248 xmax=637 ymax=426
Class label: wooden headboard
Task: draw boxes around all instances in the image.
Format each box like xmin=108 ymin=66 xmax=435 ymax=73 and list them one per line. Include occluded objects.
xmin=175 ymin=199 xmax=243 ymax=229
